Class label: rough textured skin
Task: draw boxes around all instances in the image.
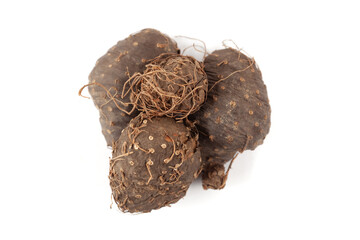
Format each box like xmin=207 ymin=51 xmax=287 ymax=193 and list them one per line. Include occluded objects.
xmin=88 ymin=29 xmax=179 ymax=147
xmin=201 ymin=163 xmax=226 ymax=190
xmin=129 ymin=54 xmax=208 ymax=119
xmin=191 ymin=48 xmax=271 ymax=182
xmin=109 ymin=115 xmax=202 ymax=213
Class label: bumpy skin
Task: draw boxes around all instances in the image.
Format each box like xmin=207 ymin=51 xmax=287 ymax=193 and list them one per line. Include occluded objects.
xmin=88 ymin=29 xmax=179 ymax=147
xmin=109 ymin=115 xmax=202 ymax=213
xmin=201 ymin=163 xmax=226 ymax=190
xmin=191 ymin=48 xmax=271 ymax=189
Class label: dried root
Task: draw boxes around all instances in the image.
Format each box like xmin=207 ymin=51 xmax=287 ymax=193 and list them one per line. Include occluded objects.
xmin=124 ymin=53 xmax=208 ymax=120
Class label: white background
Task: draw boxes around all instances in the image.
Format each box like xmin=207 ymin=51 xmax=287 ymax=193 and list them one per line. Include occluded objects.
xmin=1 ymin=0 xmax=359 ymax=239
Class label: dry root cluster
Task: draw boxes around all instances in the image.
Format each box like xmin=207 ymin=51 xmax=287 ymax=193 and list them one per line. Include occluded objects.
xmin=81 ymin=28 xmax=271 ymax=213
xmin=125 ymin=53 xmax=208 ymax=119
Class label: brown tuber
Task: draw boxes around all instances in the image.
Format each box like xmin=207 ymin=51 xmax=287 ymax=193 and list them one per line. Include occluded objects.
xmin=86 ymin=29 xmax=179 ymax=147
xmin=109 ymin=114 xmax=202 ymax=213
xmin=81 ymin=29 xmax=272 ymax=212
xmin=191 ymin=48 xmax=271 ymax=189
xmin=126 ymin=53 xmax=208 ymax=119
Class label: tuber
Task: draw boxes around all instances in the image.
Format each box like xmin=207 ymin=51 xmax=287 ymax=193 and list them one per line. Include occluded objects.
xmin=109 ymin=114 xmax=202 ymax=213
xmin=87 ymin=29 xmax=179 ymax=147
xmin=191 ymin=48 xmax=271 ymax=189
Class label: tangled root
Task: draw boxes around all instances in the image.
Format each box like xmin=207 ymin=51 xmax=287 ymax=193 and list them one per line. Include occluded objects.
xmin=125 ymin=53 xmax=208 ymax=119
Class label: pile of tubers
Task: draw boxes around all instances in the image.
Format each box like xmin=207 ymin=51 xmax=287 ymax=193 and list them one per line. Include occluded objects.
xmin=81 ymin=29 xmax=271 ymax=213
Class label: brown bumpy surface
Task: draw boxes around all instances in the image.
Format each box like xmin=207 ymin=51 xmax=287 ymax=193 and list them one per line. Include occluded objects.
xmin=88 ymin=29 xmax=179 ymax=147
xmin=191 ymin=48 xmax=271 ymax=189
xmin=109 ymin=114 xmax=202 ymax=213
xmin=127 ymin=54 xmax=208 ymax=119
xmin=201 ymin=163 xmax=226 ymax=190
